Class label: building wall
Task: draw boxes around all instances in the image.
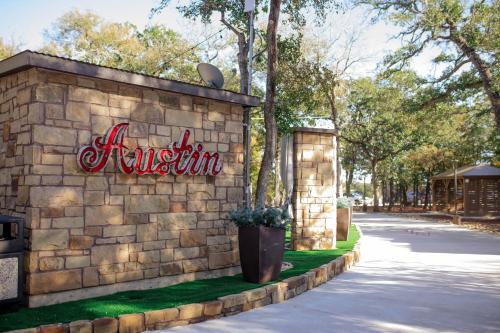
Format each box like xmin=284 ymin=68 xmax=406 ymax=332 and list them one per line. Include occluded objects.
xmin=0 ymin=68 xmax=244 ymax=306
xmin=292 ymin=129 xmax=337 ymax=250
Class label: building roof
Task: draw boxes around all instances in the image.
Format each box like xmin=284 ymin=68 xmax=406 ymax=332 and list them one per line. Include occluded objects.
xmin=0 ymin=50 xmax=260 ymax=107
xmin=432 ymin=164 xmax=500 ymax=180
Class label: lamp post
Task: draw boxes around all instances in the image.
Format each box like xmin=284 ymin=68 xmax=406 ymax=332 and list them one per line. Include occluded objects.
xmin=243 ymin=0 xmax=255 ymax=209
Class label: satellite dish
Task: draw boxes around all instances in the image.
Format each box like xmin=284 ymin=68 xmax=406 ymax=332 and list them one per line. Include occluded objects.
xmin=197 ymin=63 xmax=224 ymax=89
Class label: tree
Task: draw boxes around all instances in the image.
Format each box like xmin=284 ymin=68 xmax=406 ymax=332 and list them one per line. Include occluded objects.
xmin=42 ymin=10 xmax=200 ymax=81
xmin=364 ymin=0 xmax=500 ymax=132
xmin=0 ymin=37 xmax=20 ymax=61
xmin=342 ymin=73 xmax=422 ymax=211
xmin=158 ymin=1 xmax=340 ymax=207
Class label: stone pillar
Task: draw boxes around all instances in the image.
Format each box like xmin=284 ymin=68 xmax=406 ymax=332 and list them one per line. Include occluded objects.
xmin=291 ymin=128 xmax=337 ymax=250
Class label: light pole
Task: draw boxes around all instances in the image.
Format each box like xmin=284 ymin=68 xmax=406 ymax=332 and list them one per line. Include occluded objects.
xmin=243 ymin=0 xmax=255 ymax=209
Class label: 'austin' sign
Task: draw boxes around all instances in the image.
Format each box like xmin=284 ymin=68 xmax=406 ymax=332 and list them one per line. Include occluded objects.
xmin=77 ymin=123 xmax=222 ymax=176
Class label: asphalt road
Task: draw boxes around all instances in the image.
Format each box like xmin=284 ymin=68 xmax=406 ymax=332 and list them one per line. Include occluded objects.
xmin=153 ymin=213 xmax=500 ymax=333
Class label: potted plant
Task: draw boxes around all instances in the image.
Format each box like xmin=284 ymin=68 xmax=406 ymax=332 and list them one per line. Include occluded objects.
xmin=229 ymin=206 xmax=290 ymax=283
xmin=337 ymin=197 xmax=352 ymax=241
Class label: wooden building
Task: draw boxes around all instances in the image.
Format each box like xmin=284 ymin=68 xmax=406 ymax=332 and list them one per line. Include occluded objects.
xmin=431 ymin=165 xmax=500 ymax=216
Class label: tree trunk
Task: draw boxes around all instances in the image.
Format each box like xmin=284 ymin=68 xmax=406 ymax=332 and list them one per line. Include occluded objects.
xmin=346 ymin=167 xmax=354 ymax=196
xmin=449 ymin=24 xmax=500 ymax=133
xmin=388 ymin=178 xmax=394 ymax=211
xmin=255 ymin=0 xmax=281 ymax=208
xmin=413 ymin=177 xmax=418 ymax=207
xmin=381 ymin=179 xmax=386 ymax=208
xmin=336 ymin=136 xmax=342 ymax=197
xmin=372 ymin=160 xmax=380 ymax=212
xmin=402 ymin=183 xmax=408 ymax=207
xmin=424 ymin=172 xmax=430 ymax=209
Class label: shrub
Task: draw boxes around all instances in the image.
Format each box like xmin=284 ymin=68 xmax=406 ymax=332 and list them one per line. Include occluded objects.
xmin=337 ymin=197 xmax=352 ymax=208
xmin=228 ymin=206 xmax=291 ymax=229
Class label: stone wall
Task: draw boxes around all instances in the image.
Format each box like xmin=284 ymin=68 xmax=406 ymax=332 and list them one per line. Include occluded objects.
xmin=292 ymin=129 xmax=337 ymax=250
xmin=0 ymin=68 xmax=244 ymax=306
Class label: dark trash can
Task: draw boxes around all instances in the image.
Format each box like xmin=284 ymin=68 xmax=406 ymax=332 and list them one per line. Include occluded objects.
xmin=0 ymin=215 xmax=25 ymax=312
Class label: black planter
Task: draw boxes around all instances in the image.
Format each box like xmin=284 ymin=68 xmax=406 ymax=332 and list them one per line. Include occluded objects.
xmin=238 ymin=225 xmax=285 ymax=283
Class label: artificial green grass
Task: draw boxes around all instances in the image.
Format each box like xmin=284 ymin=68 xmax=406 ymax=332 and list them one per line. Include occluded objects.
xmin=0 ymin=225 xmax=359 ymax=331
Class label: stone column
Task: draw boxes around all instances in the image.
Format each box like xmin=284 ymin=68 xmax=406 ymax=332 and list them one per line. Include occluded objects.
xmin=291 ymin=128 xmax=337 ymax=250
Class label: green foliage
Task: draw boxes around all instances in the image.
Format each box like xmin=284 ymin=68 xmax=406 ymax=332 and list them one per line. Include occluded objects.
xmin=364 ymin=0 xmax=499 ymax=131
xmin=337 ymin=197 xmax=352 ymax=208
xmin=228 ymin=205 xmax=291 ymax=229
xmin=41 ymin=10 xmax=200 ymax=82
xmin=0 ymin=37 xmax=21 ymax=61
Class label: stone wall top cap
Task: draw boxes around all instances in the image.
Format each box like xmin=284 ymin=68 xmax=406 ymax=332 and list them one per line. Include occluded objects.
xmin=293 ymin=127 xmax=338 ymax=135
xmin=0 ymin=50 xmax=261 ymax=107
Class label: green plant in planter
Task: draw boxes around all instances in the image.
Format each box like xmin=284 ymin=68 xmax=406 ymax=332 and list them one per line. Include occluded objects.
xmin=228 ymin=206 xmax=291 ymax=229
xmin=229 ymin=206 xmax=291 ymax=283
xmin=337 ymin=197 xmax=353 ymax=209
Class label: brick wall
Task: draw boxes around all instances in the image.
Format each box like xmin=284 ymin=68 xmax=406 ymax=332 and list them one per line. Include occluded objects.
xmin=292 ymin=129 xmax=337 ymax=250
xmin=0 ymin=68 xmax=244 ymax=306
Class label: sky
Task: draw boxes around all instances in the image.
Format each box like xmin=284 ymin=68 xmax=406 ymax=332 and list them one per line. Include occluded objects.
xmin=0 ymin=0 xmax=441 ymax=79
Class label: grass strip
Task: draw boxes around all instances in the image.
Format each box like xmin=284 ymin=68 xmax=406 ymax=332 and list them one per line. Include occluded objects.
xmin=0 ymin=225 xmax=358 ymax=331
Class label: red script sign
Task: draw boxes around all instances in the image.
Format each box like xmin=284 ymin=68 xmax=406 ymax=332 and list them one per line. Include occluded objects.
xmin=77 ymin=123 xmax=222 ymax=176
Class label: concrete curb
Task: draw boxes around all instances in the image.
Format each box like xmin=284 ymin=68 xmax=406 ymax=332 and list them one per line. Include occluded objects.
xmin=5 ymin=226 xmax=362 ymax=333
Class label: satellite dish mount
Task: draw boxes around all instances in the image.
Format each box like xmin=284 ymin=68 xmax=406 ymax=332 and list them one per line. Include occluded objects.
xmin=197 ymin=63 xmax=225 ymax=89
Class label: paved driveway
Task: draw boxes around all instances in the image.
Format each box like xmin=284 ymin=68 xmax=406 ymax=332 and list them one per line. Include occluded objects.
xmin=153 ymin=213 xmax=500 ymax=333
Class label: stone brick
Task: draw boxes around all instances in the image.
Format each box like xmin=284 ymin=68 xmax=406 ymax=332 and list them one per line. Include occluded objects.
xmin=69 ymin=320 xmax=92 ymax=333
xmin=39 ymin=324 xmax=66 ymax=333
xmin=164 ymin=110 xmax=202 ymax=128
xmin=160 ymin=262 xmax=183 ymax=276
xmin=4 ymin=329 xmax=38 ymax=333
xmin=125 ymin=195 xmax=168 ymax=213
xmin=138 ymin=250 xmax=160 ymax=264
xmin=35 ymin=84 xmax=65 ymax=103
xmin=52 ymin=217 xmax=84 ymax=228
xmin=69 ymin=86 xmax=108 ymax=105
xmin=157 ymin=213 xmax=197 ymax=230
xmin=116 ymin=270 xmax=143 ymax=282
xmin=30 ymin=187 xmax=83 ymax=207
xmin=180 ymin=230 xmax=206 ymax=247
xmin=252 ymin=295 xmax=272 ymax=308
xmin=66 ymin=256 xmax=90 ymax=269
xmin=225 ymin=121 xmax=242 ymax=133
xmin=182 ymin=258 xmax=208 ymax=273
xmin=131 ymin=103 xmax=163 ymax=124
xmin=86 ymin=176 xmax=108 ymax=190
xmin=203 ymin=300 xmax=223 ymax=317
xmin=39 ymin=257 xmax=64 ymax=271
xmin=91 ymin=116 xmax=112 ymax=134
xmin=66 ymin=102 xmax=90 ymax=122
xmin=137 ymin=223 xmax=157 ymax=242
xmin=91 ymin=244 xmax=129 ymax=265
xmin=33 ymin=125 xmax=77 ymax=146
xmin=103 ymin=225 xmax=136 ymax=238
xmin=83 ymin=267 xmax=99 ymax=287
xmin=144 ymin=308 xmax=179 ymax=328
xmin=69 ymin=235 xmax=94 ymax=250
xmin=242 ymin=287 xmax=267 ymax=302
xmin=174 ymin=247 xmax=199 ymax=260
xmin=208 ymin=251 xmax=236 ymax=269
xmin=31 ymin=229 xmax=68 ymax=250
xmin=28 ymin=270 xmax=82 ymax=295
xmin=178 ymin=303 xmax=203 ymax=320
xmin=118 ymin=313 xmax=145 ymax=333
xmin=92 ymin=317 xmax=118 ymax=333
xmin=85 ymin=206 xmax=123 ymax=225
xmin=218 ymin=293 xmax=247 ymax=308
